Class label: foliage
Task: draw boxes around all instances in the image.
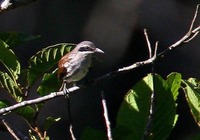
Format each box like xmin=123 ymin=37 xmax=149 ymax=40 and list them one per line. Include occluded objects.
xmin=82 ymin=73 xmax=181 ymax=140
xmin=0 ymin=32 xmax=200 ymax=139
xmin=0 ymin=32 xmax=74 ymax=139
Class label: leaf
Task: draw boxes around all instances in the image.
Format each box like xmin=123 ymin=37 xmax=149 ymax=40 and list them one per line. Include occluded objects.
xmin=182 ymin=78 xmax=200 ymax=127
xmin=37 ymin=70 xmax=61 ymax=96
xmin=114 ymin=73 xmax=181 ymax=140
xmin=166 ymin=72 xmax=182 ymax=100
xmin=15 ymin=106 xmax=36 ymax=122
xmin=0 ymin=71 xmax=23 ymax=102
xmin=27 ymin=43 xmax=75 ymax=87
xmin=0 ymin=32 xmax=40 ymax=47
xmin=43 ymin=117 xmax=61 ymax=131
xmin=81 ymin=127 xmax=107 ymax=140
xmin=0 ymin=39 xmax=20 ymax=79
xmin=0 ymin=100 xmax=10 ymax=109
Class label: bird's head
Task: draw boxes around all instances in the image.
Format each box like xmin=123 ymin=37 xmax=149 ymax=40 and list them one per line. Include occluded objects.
xmin=75 ymin=41 xmax=104 ymax=55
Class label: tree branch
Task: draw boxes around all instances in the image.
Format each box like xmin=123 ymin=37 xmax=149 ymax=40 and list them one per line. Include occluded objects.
xmin=158 ymin=4 xmax=200 ymax=57
xmin=0 ymin=86 xmax=79 ymax=115
xmin=101 ymin=92 xmax=112 ymax=140
xmin=1 ymin=118 xmax=29 ymax=140
xmin=0 ymin=4 xmax=200 ymax=117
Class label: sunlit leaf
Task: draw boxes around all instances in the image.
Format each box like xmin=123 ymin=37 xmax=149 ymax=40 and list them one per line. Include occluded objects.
xmin=27 ymin=43 xmax=74 ymax=87
xmin=166 ymin=72 xmax=182 ymax=100
xmin=114 ymin=73 xmax=181 ymax=140
xmin=183 ymin=78 xmax=200 ymax=127
xmin=0 ymin=39 xmax=20 ymax=79
xmin=0 ymin=71 xmax=23 ymax=102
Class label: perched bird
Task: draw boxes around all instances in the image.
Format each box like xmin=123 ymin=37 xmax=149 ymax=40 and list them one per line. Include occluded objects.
xmin=58 ymin=41 xmax=104 ymax=92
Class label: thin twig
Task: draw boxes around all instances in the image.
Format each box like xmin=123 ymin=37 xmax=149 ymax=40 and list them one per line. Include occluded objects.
xmin=66 ymin=95 xmax=76 ymax=140
xmin=143 ymin=41 xmax=158 ymax=139
xmin=0 ymin=4 xmax=199 ymax=117
xmin=101 ymin=92 xmax=112 ymax=140
xmin=158 ymin=5 xmax=200 ymax=56
xmin=1 ymin=118 xmax=29 ymax=140
xmin=69 ymin=125 xmax=76 ymax=140
xmin=189 ymin=4 xmax=199 ymax=33
xmin=144 ymin=29 xmax=152 ymax=58
xmin=2 ymin=119 xmax=20 ymax=140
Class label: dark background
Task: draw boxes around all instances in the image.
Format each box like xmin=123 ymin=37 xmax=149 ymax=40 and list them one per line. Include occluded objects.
xmin=0 ymin=0 xmax=200 ymax=139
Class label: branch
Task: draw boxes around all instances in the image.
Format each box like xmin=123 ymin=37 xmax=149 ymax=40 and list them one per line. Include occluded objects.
xmin=158 ymin=4 xmax=200 ymax=57
xmin=142 ymin=30 xmax=158 ymax=139
xmin=0 ymin=86 xmax=79 ymax=115
xmin=1 ymin=118 xmax=29 ymax=140
xmin=93 ymin=4 xmax=200 ymax=83
xmin=0 ymin=4 xmax=200 ymax=117
xmin=101 ymin=92 xmax=112 ymax=140
xmin=0 ymin=0 xmax=36 ymax=13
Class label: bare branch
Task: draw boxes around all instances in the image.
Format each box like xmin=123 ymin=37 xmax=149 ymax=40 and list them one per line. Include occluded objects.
xmin=143 ymin=31 xmax=158 ymax=139
xmin=69 ymin=125 xmax=76 ymax=140
xmin=158 ymin=5 xmax=200 ymax=57
xmin=0 ymin=86 xmax=80 ymax=115
xmin=154 ymin=41 xmax=158 ymax=57
xmin=2 ymin=119 xmax=20 ymax=140
xmin=144 ymin=29 xmax=152 ymax=58
xmin=189 ymin=4 xmax=199 ymax=32
xmin=117 ymin=53 xmax=157 ymax=72
xmin=1 ymin=118 xmax=29 ymax=140
xmin=66 ymin=94 xmax=76 ymax=140
xmin=184 ymin=31 xmax=199 ymax=43
xmin=0 ymin=4 xmax=200 ymax=119
xmin=101 ymin=92 xmax=112 ymax=140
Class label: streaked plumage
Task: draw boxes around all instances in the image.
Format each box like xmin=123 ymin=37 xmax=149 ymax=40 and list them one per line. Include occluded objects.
xmin=58 ymin=41 xmax=104 ymax=84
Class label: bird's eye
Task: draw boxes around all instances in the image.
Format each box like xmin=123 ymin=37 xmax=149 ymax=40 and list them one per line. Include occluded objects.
xmin=79 ymin=45 xmax=92 ymax=52
xmin=85 ymin=46 xmax=90 ymax=50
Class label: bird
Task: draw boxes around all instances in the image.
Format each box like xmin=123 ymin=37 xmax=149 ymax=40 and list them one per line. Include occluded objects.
xmin=58 ymin=41 xmax=104 ymax=93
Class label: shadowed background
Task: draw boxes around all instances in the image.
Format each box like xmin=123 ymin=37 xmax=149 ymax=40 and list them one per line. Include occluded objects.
xmin=0 ymin=0 xmax=199 ymax=139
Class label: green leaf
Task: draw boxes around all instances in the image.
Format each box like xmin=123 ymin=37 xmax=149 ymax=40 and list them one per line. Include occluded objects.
xmin=0 ymin=32 xmax=40 ymax=47
xmin=43 ymin=117 xmax=61 ymax=131
xmin=81 ymin=127 xmax=107 ymax=140
xmin=0 ymin=100 xmax=10 ymax=109
xmin=15 ymin=106 xmax=36 ymax=122
xmin=0 ymin=39 xmax=20 ymax=79
xmin=166 ymin=72 xmax=182 ymax=100
xmin=27 ymin=43 xmax=74 ymax=87
xmin=182 ymin=78 xmax=200 ymax=127
xmin=0 ymin=71 xmax=23 ymax=102
xmin=114 ymin=73 xmax=181 ymax=140
xmin=37 ymin=70 xmax=61 ymax=96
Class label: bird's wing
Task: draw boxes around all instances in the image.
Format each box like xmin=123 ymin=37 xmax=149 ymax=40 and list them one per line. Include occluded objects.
xmin=58 ymin=52 xmax=77 ymax=80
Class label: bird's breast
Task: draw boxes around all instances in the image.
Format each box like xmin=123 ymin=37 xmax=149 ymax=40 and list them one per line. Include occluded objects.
xmin=65 ymin=55 xmax=92 ymax=83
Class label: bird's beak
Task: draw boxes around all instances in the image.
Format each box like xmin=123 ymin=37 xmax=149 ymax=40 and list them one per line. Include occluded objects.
xmin=95 ymin=48 xmax=104 ymax=54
